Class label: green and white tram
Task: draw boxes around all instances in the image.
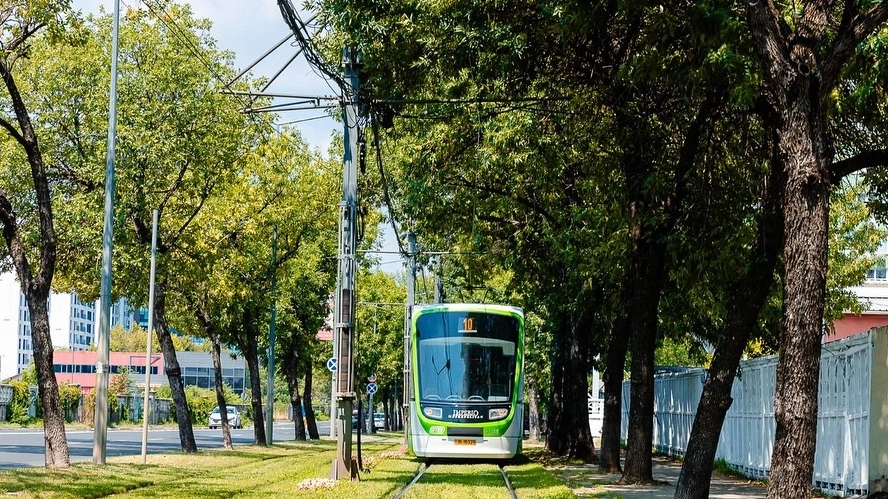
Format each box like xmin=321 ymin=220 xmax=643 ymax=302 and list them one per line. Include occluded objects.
xmin=408 ymin=303 xmax=524 ymax=459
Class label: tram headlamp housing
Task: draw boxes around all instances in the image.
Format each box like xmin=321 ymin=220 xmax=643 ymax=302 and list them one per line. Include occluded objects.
xmin=489 ymin=408 xmax=509 ymax=420
xmin=424 ymin=407 xmax=443 ymax=419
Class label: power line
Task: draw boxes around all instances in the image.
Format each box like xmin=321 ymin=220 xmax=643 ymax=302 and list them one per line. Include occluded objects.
xmin=378 ymin=96 xmax=569 ymax=105
xmin=137 ymin=0 xmax=257 ymax=114
xmin=277 ymin=0 xmax=347 ymax=95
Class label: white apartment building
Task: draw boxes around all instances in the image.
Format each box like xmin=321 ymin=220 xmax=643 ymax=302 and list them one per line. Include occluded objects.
xmin=0 ymin=271 xmax=137 ymax=382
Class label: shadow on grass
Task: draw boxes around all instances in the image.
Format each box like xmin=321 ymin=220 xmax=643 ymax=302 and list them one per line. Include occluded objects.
xmin=0 ymin=464 xmax=197 ymax=499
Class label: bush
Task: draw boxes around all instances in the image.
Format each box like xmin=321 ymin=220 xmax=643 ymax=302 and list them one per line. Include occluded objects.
xmin=184 ymin=385 xmax=216 ymax=425
xmin=155 ymin=383 xmax=246 ymax=425
xmin=58 ymin=383 xmax=81 ymax=423
xmin=8 ymin=381 xmax=32 ymax=425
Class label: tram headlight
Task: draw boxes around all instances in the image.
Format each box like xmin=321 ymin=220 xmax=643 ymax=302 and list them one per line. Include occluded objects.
xmin=423 ymin=407 xmax=443 ymax=419
xmin=489 ymin=408 xmax=509 ymax=420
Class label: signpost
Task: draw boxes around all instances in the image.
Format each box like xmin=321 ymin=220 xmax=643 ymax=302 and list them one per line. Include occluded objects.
xmin=367 ymin=382 xmax=378 ymax=433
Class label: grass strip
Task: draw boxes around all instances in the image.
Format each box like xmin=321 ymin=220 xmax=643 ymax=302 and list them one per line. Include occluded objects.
xmin=0 ymin=435 xmax=578 ymax=498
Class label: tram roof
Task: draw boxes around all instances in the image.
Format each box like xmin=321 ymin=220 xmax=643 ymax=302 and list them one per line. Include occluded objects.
xmin=413 ymin=303 xmax=523 ymax=317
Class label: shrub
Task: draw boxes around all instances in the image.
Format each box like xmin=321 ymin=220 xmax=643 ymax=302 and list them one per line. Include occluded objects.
xmin=58 ymin=383 xmax=82 ymax=423
xmin=8 ymin=381 xmax=32 ymax=425
xmin=155 ymin=383 xmax=246 ymax=425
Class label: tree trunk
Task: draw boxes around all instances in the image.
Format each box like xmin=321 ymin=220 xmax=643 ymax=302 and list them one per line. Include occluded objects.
xmin=193 ymin=296 xmax=232 ymax=449
xmin=527 ymin=381 xmax=541 ymax=441
xmin=246 ymin=349 xmax=266 ymax=445
xmin=209 ymin=332 xmax=233 ymax=449
xmin=621 ymin=236 xmax=666 ymax=484
xmin=674 ymin=169 xmax=783 ymax=499
xmin=29 ymin=297 xmax=70 ymax=467
xmin=239 ymin=313 xmax=266 ymax=446
xmin=766 ymin=113 xmax=830 ymax=499
xmin=546 ymin=308 xmax=595 ymax=460
xmin=284 ymin=362 xmax=306 ymax=440
xmin=303 ymin=358 xmax=319 ymax=440
xmin=600 ymin=279 xmax=632 ymax=474
xmin=619 ymin=93 xmax=713 ymax=484
xmin=154 ymin=279 xmax=197 ymax=453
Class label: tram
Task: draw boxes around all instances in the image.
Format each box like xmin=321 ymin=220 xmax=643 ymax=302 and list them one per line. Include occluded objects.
xmin=408 ymin=303 xmax=524 ymax=459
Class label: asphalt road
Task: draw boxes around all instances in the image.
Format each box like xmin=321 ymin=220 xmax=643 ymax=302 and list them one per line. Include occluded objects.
xmin=0 ymin=421 xmax=332 ymax=469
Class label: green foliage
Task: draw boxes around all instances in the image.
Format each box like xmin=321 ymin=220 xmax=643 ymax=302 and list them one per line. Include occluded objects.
xmin=9 ymin=3 xmax=267 ymax=314
xmin=109 ymin=367 xmax=132 ymax=397
xmin=183 ymin=385 xmax=217 ymax=426
xmin=18 ymin=364 xmax=37 ymax=385
xmin=57 ymin=383 xmax=81 ymax=423
xmin=654 ymin=335 xmax=710 ymax=368
xmin=155 ymin=383 xmax=245 ymax=426
xmin=354 ymin=270 xmax=406 ymax=397
xmin=826 ymin=176 xmax=888 ymax=324
xmin=99 ymin=324 xmax=208 ymax=353
xmin=7 ymin=381 xmax=31 ymax=425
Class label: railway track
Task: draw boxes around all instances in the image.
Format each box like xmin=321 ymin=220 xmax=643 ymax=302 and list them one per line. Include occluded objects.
xmin=392 ymin=460 xmax=518 ymax=499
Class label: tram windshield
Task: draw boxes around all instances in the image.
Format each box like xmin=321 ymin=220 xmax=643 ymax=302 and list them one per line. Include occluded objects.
xmin=415 ymin=311 xmax=519 ymax=403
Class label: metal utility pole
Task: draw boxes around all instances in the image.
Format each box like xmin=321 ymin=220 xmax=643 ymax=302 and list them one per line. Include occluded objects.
xmin=402 ymin=232 xmax=417 ymax=443
xmin=330 ymin=46 xmax=361 ymax=481
xmin=93 ymin=0 xmax=120 ymax=465
xmin=266 ymin=227 xmax=278 ymax=444
xmin=140 ymin=209 xmax=159 ymax=464
xmin=434 ymin=257 xmax=444 ymax=303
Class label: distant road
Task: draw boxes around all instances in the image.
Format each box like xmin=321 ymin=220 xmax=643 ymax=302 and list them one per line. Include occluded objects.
xmin=0 ymin=421 xmax=331 ymax=469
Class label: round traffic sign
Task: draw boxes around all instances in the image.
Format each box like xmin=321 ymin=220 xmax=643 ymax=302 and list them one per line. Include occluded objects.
xmin=367 ymin=382 xmax=378 ymax=395
xmin=367 ymin=373 xmax=378 ymax=383
xmin=326 ymin=357 xmax=338 ymax=372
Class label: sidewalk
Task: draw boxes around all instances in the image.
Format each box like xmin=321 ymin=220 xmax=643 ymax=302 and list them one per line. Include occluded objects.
xmin=554 ymin=455 xmax=767 ymax=499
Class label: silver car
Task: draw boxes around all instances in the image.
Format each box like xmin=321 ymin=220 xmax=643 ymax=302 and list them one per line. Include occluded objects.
xmin=208 ymin=406 xmax=242 ymax=429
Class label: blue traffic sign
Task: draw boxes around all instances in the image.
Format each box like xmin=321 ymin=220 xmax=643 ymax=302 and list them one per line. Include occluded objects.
xmin=367 ymin=382 xmax=378 ymax=395
xmin=326 ymin=357 xmax=338 ymax=372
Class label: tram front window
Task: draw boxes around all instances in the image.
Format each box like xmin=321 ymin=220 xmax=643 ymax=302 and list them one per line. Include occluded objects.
xmin=416 ymin=312 xmax=519 ymax=403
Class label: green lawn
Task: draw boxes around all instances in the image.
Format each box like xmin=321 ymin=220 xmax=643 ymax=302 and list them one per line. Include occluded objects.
xmin=0 ymin=435 xmax=577 ymax=498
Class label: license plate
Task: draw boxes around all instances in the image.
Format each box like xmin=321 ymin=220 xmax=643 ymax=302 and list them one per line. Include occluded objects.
xmin=454 ymin=439 xmax=476 ymax=446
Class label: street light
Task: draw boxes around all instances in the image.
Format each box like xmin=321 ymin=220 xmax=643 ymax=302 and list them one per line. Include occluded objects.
xmin=93 ymin=0 xmax=120 ymax=465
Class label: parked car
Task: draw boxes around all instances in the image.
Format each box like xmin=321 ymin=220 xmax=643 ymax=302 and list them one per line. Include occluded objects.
xmin=373 ymin=412 xmax=385 ymax=430
xmin=208 ymin=406 xmax=242 ymax=429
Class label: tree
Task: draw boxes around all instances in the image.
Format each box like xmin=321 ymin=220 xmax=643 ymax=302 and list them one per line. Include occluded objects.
xmin=353 ymin=270 xmax=405 ymax=432
xmin=0 ymin=1 xmax=82 ymax=468
xmin=312 ymin=0 xmax=624 ymax=461
xmin=19 ymin=4 xmax=263 ymax=453
xmin=182 ymin=129 xmax=340 ymax=446
xmin=98 ymin=324 xmax=205 ymax=353
xmin=314 ymin=2 xmax=888 ymax=492
xmin=277 ymin=258 xmax=335 ymax=440
xmin=744 ymin=3 xmax=888 ymax=496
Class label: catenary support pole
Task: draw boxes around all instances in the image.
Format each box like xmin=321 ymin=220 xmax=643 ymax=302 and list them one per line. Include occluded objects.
xmin=330 ymin=46 xmax=361 ymax=481
xmin=140 ymin=209 xmax=159 ymax=464
xmin=93 ymin=0 xmax=120 ymax=465
xmin=402 ymin=232 xmax=416 ymax=445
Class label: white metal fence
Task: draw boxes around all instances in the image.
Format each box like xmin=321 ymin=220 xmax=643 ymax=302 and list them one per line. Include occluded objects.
xmin=622 ymin=331 xmax=872 ymax=496
xmin=588 ymin=395 xmax=603 ymax=436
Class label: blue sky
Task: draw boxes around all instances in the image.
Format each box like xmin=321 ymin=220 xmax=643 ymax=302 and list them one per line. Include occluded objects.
xmin=71 ymin=0 xmax=404 ymax=272
xmin=72 ymin=0 xmax=339 ymax=153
